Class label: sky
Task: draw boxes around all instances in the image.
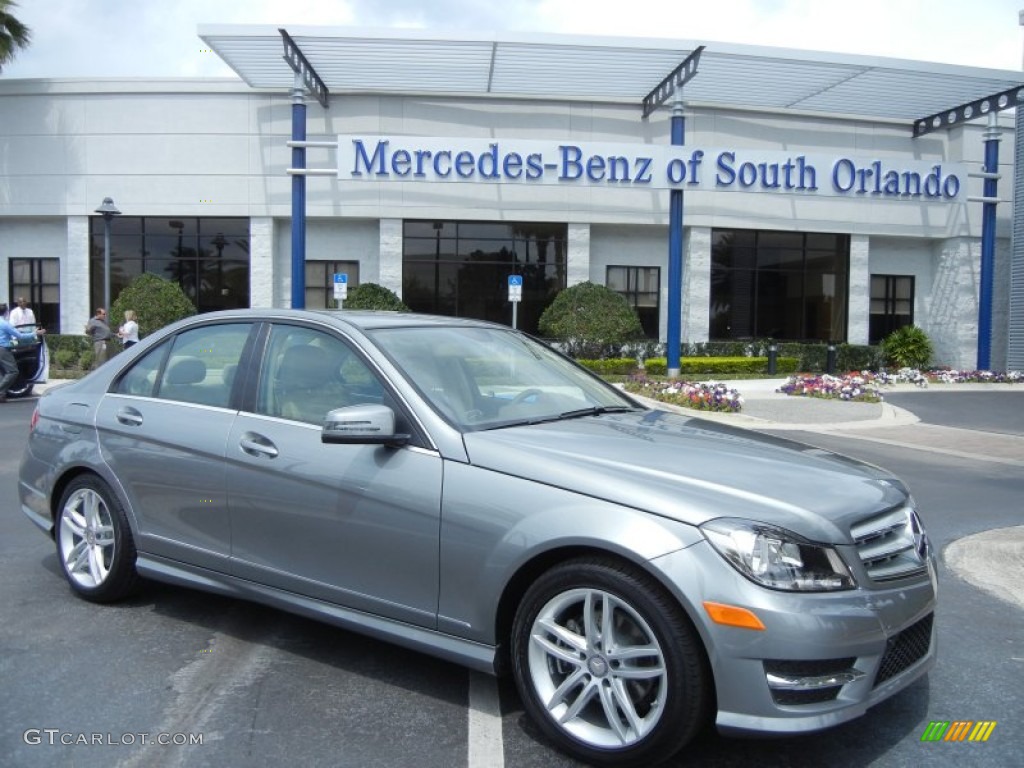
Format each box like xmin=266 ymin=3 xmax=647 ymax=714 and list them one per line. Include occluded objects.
xmin=2 ymin=0 xmax=1024 ymax=80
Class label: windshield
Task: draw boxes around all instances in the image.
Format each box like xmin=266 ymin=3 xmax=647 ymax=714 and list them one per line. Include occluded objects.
xmin=368 ymin=326 xmax=640 ymax=430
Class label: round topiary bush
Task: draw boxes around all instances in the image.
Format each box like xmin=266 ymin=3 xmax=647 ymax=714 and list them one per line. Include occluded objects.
xmin=881 ymin=325 xmax=933 ymax=369
xmin=538 ymin=281 xmax=643 ymax=358
xmin=341 ymin=283 xmax=410 ymax=311
xmin=110 ymin=273 xmax=197 ymax=339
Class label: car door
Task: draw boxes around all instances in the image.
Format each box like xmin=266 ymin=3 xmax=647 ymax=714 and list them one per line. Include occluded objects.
xmin=95 ymin=322 xmax=254 ymax=572
xmin=225 ymin=322 xmax=444 ymax=629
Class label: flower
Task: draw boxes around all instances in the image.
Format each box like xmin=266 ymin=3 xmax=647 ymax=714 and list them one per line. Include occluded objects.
xmin=625 ymin=375 xmax=744 ymax=413
xmin=777 ymin=372 xmax=884 ymax=403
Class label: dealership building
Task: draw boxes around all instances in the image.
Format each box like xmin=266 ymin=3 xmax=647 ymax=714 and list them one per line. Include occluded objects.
xmin=2 ymin=27 xmax=1024 ymax=369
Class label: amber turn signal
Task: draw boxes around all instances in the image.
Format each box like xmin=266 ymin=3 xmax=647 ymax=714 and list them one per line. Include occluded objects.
xmin=703 ymin=601 xmax=766 ymax=630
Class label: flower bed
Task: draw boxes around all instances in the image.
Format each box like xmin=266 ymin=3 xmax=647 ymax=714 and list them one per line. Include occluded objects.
xmin=624 ymin=375 xmax=744 ymax=413
xmin=777 ymin=373 xmax=884 ymax=402
xmin=921 ymin=368 xmax=1022 ymax=385
xmin=778 ymin=366 xmax=1022 ymax=401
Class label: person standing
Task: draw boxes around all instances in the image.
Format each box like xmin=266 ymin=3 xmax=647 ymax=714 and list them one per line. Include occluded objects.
xmin=9 ymin=297 xmax=36 ymax=328
xmin=84 ymin=307 xmax=113 ymax=367
xmin=118 ymin=309 xmax=139 ymax=348
xmin=0 ymin=303 xmax=45 ymax=402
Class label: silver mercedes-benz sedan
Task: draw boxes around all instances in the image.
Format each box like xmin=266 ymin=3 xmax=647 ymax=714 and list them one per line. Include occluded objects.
xmin=20 ymin=309 xmax=936 ymax=766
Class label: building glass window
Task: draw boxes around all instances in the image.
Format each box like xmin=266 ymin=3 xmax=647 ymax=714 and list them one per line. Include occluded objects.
xmin=306 ymin=261 xmax=360 ymax=309
xmin=402 ymin=221 xmax=567 ymax=335
xmin=607 ymin=266 xmax=660 ymax=338
xmin=9 ymin=258 xmax=60 ymax=333
xmin=869 ymin=275 xmax=914 ymax=344
xmin=710 ymin=229 xmax=849 ymax=342
xmin=89 ymin=217 xmax=250 ymax=313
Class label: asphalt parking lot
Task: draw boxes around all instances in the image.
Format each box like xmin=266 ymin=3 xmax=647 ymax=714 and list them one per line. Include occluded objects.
xmin=3 ymin=382 xmax=1022 ymax=767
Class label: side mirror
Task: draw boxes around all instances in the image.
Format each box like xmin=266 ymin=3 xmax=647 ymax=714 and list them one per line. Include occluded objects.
xmin=321 ymin=404 xmax=410 ymax=447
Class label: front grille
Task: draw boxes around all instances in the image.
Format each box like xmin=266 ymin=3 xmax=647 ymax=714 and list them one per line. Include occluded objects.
xmin=850 ymin=505 xmax=929 ymax=582
xmin=874 ymin=613 xmax=934 ymax=686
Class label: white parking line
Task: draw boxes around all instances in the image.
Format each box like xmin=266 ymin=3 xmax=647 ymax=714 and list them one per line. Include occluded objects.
xmin=468 ymin=671 xmax=505 ymax=768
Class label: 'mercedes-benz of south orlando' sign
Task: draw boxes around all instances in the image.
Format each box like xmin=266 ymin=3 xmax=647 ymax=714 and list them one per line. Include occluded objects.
xmin=337 ymin=136 xmax=963 ymax=201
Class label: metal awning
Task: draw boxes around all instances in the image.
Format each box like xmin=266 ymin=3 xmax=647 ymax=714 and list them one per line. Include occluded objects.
xmin=198 ymin=25 xmax=1024 ymax=122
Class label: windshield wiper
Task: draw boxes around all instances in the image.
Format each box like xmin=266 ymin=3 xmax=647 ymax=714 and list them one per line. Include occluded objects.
xmin=558 ymin=405 xmax=640 ymax=420
xmin=478 ymin=405 xmax=640 ymax=431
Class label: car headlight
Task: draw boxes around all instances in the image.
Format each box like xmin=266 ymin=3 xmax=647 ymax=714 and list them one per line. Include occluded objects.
xmin=700 ymin=518 xmax=855 ymax=592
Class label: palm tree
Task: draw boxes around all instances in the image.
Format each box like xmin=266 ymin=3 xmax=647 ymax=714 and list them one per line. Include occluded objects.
xmin=0 ymin=0 xmax=31 ymax=73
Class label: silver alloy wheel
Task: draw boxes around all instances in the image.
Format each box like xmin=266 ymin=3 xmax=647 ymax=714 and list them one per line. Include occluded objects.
xmin=58 ymin=487 xmax=116 ymax=588
xmin=526 ymin=587 xmax=668 ymax=749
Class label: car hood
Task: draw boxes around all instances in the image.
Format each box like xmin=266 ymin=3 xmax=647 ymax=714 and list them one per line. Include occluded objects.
xmin=461 ymin=410 xmax=906 ymax=543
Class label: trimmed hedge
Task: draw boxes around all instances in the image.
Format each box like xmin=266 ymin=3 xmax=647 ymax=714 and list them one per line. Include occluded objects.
xmin=574 ymin=358 xmax=639 ymax=376
xmin=46 ymin=333 xmax=137 ymax=376
xmin=538 ymin=282 xmax=644 ymax=358
xmin=110 ymin=273 xmax=196 ymax=339
xmin=343 ymin=283 xmax=410 ymax=311
xmin=576 ymin=356 xmax=800 ymax=377
xmin=571 ymin=340 xmax=881 ymax=374
xmin=45 ymin=334 xmax=94 ymax=374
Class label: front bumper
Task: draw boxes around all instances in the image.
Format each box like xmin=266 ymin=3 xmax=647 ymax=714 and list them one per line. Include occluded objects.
xmin=650 ymin=540 xmax=937 ymax=736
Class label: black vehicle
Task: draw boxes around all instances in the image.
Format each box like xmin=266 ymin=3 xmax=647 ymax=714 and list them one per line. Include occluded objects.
xmin=8 ymin=326 xmax=47 ymax=398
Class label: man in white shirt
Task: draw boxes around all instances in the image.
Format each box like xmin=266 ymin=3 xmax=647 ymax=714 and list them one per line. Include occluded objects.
xmin=10 ymin=297 xmax=36 ymax=328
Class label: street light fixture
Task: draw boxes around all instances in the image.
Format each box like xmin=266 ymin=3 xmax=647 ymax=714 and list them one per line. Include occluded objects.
xmin=94 ymin=197 xmax=121 ymax=314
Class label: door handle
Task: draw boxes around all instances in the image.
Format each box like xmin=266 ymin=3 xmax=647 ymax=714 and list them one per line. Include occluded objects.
xmin=240 ymin=432 xmax=279 ymax=459
xmin=116 ymin=407 xmax=144 ymax=426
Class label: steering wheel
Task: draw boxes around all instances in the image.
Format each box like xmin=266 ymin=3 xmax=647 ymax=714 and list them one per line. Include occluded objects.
xmin=510 ymin=388 xmax=545 ymax=406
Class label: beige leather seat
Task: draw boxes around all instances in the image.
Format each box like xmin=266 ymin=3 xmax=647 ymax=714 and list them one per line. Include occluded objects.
xmin=274 ymin=345 xmax=349 ymax=424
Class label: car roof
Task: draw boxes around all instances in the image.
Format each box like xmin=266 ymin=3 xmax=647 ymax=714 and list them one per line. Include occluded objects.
xmin=182 ymin=308 xmax=510 ymax=333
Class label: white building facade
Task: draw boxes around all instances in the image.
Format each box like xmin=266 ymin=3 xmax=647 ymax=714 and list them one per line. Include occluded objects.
xmin=0 ymin=31 xmax=1020 ymax=368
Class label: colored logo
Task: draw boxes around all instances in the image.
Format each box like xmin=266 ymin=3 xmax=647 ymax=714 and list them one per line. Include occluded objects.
xmin=921 ymin=721 xmax=996 ymax=742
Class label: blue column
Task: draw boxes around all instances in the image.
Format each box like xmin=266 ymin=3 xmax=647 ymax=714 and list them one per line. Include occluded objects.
xmin=666 ymin=98 xmax=686 ymax=377
xmin=977 ymin=115 xmax=1000 ymax=370
xmin=290 ymin=80 xmax=307 ymax=309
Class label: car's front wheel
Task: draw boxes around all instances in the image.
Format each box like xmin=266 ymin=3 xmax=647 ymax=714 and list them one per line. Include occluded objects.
xmin=6 ymin=372 xmax=33 ymax=398
xmin=56 ymin=476 xmax=140 ymax=602
xmin=512 ymin=557 xmax=711 ymax=766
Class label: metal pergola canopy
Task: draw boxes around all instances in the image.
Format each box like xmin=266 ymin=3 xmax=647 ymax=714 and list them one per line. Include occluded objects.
xmin=198 ymin=25 xmax=1024 ymax=122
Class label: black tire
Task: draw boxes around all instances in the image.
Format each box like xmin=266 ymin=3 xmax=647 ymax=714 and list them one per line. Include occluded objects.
xmin=6 ymin=379 xmax=33 ymax=398
xmin=55 ymin=475 xmax=140 ymax=603
xmin=511 ymin=557 xmax=711 ymax=767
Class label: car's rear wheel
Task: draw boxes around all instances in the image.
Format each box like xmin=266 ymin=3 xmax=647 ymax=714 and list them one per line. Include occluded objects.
xmin=512 ymin=557 xmax=711 ymax=767
xmin=56 ymin=476 xmax=140 ymax=602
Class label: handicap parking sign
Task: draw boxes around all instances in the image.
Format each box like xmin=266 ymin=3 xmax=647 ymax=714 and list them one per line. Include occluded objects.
xmin=508 ymin=275 xmax=522 ymax=302
xmin=333 ymin=273 xmax=348 ymax=300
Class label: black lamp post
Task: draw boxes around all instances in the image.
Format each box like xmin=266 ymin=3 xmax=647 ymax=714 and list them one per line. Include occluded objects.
xmin=94 ymin=197 xmax=121 ymax=313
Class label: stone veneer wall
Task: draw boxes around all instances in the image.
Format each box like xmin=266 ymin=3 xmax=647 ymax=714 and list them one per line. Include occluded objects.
xmin=928 ymin=238 xmax=979 ymax=368
xmin=566 ymin=224 xmax=590 ymax=287
xmin=65 ymin=217 xmax=90 ymax=332
xmin=683 ymin=227 xmax=711 ymax=346
xmin=249 ymin=217 xmax=274 ymax=308
xmin=378 ymin=219 xmax=403 ymax=298
xmin=847 ymin=235 xmax=870 ymax=346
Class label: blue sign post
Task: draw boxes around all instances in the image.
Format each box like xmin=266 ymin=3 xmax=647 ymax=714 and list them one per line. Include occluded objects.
xmin=508 ymin=274 xmax=523 ymax=329
xmin=643 ymin=47 xmax=703 ymax=379
xmin=333 ymin=273 xmax=348 ymax=308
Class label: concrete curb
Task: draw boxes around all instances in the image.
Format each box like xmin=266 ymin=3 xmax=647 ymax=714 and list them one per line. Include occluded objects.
xmin=761 ymin=403 xmax=921 ymax=432
xmin=623 ymin=387 xmax=920 ymax=432
xmin=945 ymin=527 xmax=1024 ymax=611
